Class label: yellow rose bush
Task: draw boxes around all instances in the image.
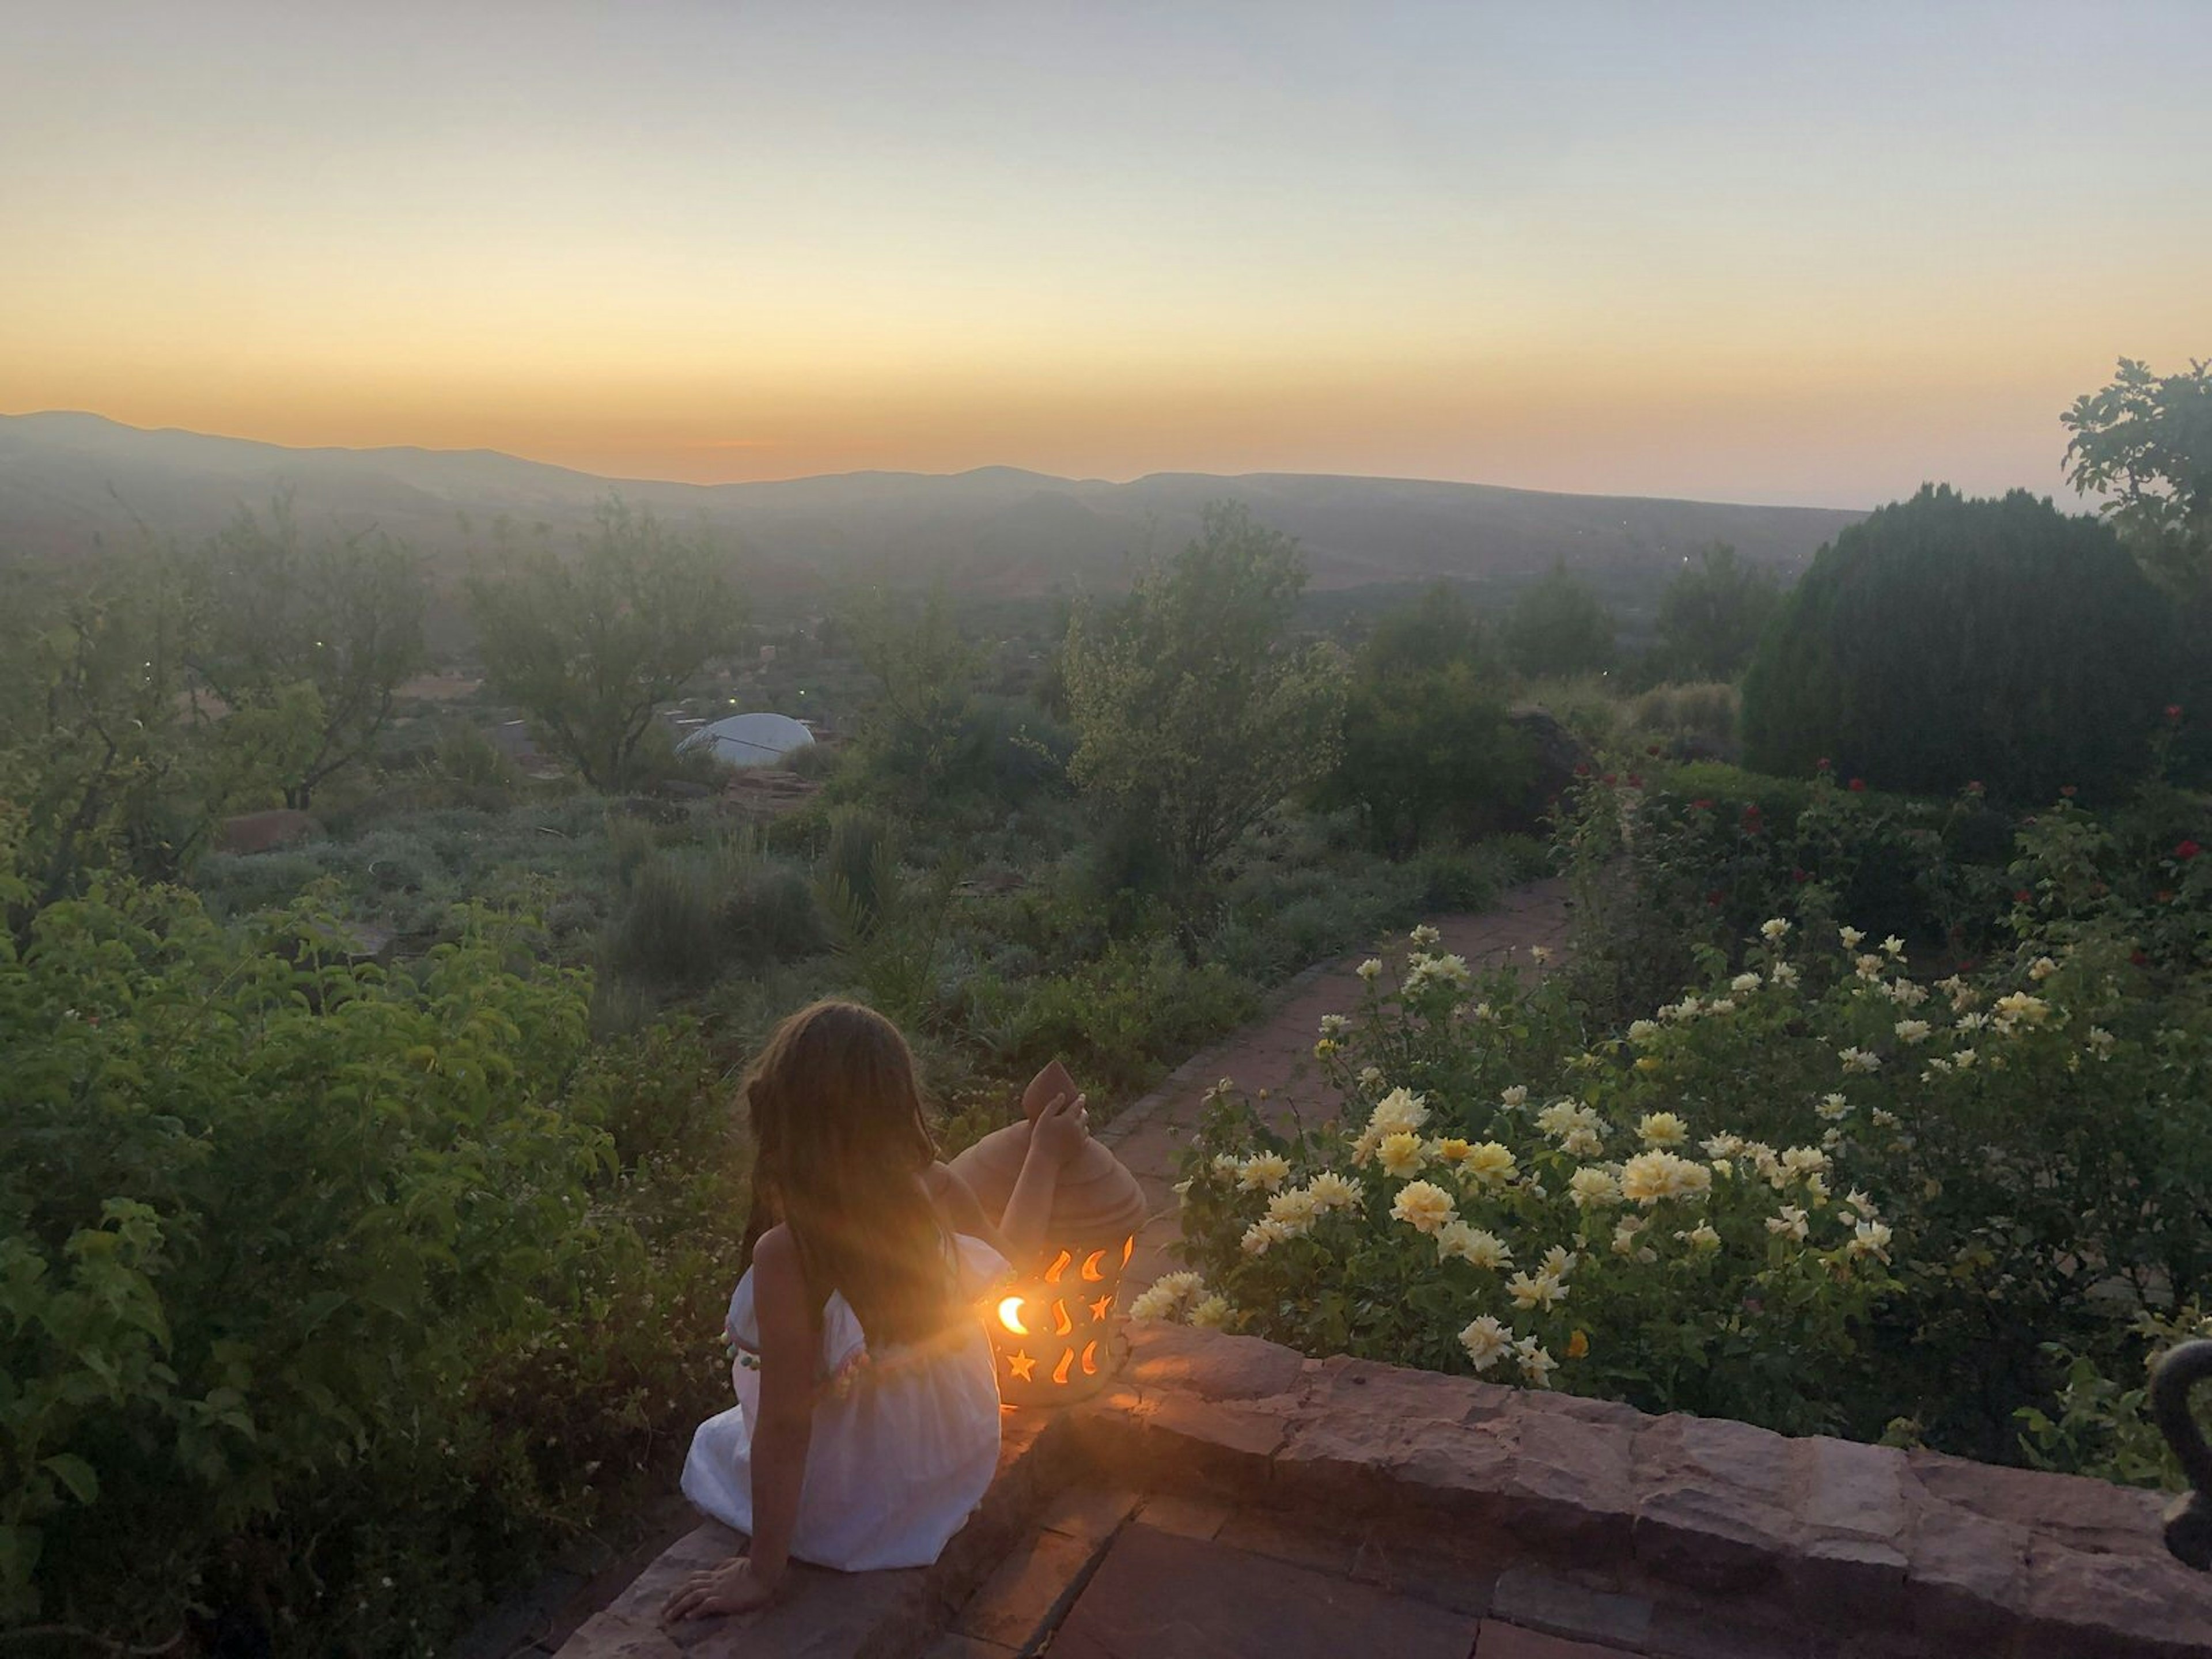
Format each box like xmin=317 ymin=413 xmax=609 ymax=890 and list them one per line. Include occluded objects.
xmin=1153 ymin=896 xmax=2212 ymax=1462
xmin=1162 ymin=934 xmax=1899 ymax=1435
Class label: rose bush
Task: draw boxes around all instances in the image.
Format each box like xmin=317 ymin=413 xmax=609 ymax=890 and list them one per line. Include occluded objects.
xmin=1147 ymin=889 xmax=2212 ymax=1464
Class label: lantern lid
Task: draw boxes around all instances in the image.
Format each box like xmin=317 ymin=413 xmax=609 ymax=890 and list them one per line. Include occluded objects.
xmin=948 ymin=1120 xmax=1149 ymax=1240
xmin=947 ymin=1065 xmax=1149 ymax=1242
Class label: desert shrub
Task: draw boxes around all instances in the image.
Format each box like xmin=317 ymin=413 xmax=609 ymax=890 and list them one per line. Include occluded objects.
xmin=432 ymin=721 xmax=524 ymax=794
xmin=820 ymin=806 xmax=899 ymax=933
xmin=1742 ymin=486 xmax=2181 ymax=803
xmin=0 ymin=865 xmax=747 ymax=1654
xmin=957 ymin=934 xmax=1259 ymax=1103
xmin=604 ymin=838 xmax=824 ymax=987
xmin=1629 ymin=681 xmax=1738 ymax=749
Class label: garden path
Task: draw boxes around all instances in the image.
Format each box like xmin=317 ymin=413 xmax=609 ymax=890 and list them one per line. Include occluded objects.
xmin=1097 ymin=874 xmax=1573 ymax=1296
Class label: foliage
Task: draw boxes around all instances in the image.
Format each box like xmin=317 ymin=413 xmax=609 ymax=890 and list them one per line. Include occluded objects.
xmin=0 ymin=562 xmax=221 ymax=937
xmin=180 ymin=497 xmax=429 ymax=810
xmin=1062 ymin=503 xmax=1347 ymax=900
xmin=1741 ymin=486 xmax=2180 ymax=803
xmin=1649 ymin=543 xmax=1780 ymax=683
xmin=1156 ymin=877 xmax=2212 ymax=1464
xmin=1503 ymin=561 xmax=1615 ymax=679
xmin=1324 ymin=586 xmax=1534 ymax=852
xmin=1160 ymin=933 xmax=1897 ymax=1434
xmin=1627 ymin=682 xmax=1738 ymax=751
xmin=2015 ymin=1303 xmax=2212 ymax=1491
xmin=839 ymin=585 xmax=988 ymax=803
xmin=2064 ymin=356 xmax=2212 ymax=607
xmin=468 ymin=501 xmax=744 ymax=790
xmin=603 ymin=835 xmax=825 ymax=988
xmin=0 ymin=852 xmax=747 ymax=1653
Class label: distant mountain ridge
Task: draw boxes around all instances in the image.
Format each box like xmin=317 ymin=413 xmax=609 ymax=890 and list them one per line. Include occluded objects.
xmin=0 ymin=411 xmax=1868 ymax=597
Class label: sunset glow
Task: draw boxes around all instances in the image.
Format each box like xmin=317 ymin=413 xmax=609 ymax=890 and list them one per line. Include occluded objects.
xmin=4 ymin=1 xmax=2207 ymax=503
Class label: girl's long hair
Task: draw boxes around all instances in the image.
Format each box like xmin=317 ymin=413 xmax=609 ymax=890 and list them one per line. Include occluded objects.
xmin=736 ymin=1000 xmax=953 ymax=1349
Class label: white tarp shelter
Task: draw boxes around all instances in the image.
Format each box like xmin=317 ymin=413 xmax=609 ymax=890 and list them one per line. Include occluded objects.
xmin=676 ymin=711 xmax=815 ymax=768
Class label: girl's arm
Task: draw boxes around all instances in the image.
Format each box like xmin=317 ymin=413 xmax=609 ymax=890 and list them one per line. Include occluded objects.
xmin=993 ymin=1088 xmax=1089 ymax=1262
xmin=662 ymin=1226 xmax=815 ymax=1622
xmin=929 ymin=1087 xmax=1088 ymax=1265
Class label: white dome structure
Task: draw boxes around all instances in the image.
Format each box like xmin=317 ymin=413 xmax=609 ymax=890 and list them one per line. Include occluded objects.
xmin=677 ymin=711 xmax=815 ymax=769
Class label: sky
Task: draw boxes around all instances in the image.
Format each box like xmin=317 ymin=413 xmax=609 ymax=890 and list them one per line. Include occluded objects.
xmin=2 ymin=1 xmax=2207 ymax=506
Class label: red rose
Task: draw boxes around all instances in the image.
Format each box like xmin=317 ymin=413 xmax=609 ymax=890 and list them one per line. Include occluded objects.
xmin=2133 ymin=949 xmax=2151 ymax=968
xmin=1816 ymin=758 xmax=1831 ymax=771
xmin=1706 ymin=890 xmax=1724 ymax=907
xmin=1791 ymin=867 xmax=1810 ymax=884
xmin=1848 ymin=778 xmax=1866 ymax=793
xmin=2059 ymin=785 xmax=2077 ymax=800
xmin=2168 ymin=704 xmax=2184 ymax=721
xmin=2157 ymin=890 xmax=2175 ymax=903
xmin=1646 ymin=744 xmax=1662 ymax=757
xmin=1691 ymin=798 xmax=1714 ymax=810
xmin=1574 ymin=763 xmax=1590 ymax=778
xmin=1627 ymin=773 xmax=1643 ymax=789
xmin=2179 ymin=840 xmax=2202 ymax=861
xmin=1965 ymin=781 xmax=1984 ymax=796
xmin=2013 ymin=889 xmax=2032 ymax=904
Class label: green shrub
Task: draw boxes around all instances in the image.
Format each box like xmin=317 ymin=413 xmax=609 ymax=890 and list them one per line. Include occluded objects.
xmin=604 ymin=839 xmax=825 ymax=987
xmin=1156 ymin=903 xmax=2212 ymax=1462
xmin=1742 ymin=486 xmax=2181 ymax=803
xmin=820 ymin=806 xmax=899 ymax=934
xmin=1629 ymin=681 xmax=1738 ymax=749
xmin=0 ymin=869 xmax=747 ymax=1653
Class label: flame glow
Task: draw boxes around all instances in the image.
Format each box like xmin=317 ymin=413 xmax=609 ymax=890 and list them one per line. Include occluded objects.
xmin=997 ymin=1296 xmax=1028 ymax=1335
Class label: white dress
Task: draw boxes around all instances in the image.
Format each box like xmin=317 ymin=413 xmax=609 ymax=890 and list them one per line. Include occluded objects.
xmin=680 ymin=1232 xmax=1010 ymax=1572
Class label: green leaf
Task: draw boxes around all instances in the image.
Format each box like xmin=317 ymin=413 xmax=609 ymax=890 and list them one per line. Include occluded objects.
xmin=42 ymin=1453 xmax=98 ymax=1506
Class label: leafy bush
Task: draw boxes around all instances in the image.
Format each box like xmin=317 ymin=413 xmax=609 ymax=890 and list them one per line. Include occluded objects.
xmin=1324 ymin=587 xmax=1534 ymax=851
xmin=604 ymin=838 xmax=824 ymax=987
xmin=1157 ymin=933 xmax=1895 ymax=1435
xmin=956 ymin=935 xmax=1259 ymax=1101
xmin=1742 ymin=486 xmax=2181 ymax=803
xmin=1628 ymin=682 xmax=1738 ymax=750
xmin=1150 ymin=901 xmax=2212 ymax=1464
xmin=0 ymin=861 xmax=747 ymax=1653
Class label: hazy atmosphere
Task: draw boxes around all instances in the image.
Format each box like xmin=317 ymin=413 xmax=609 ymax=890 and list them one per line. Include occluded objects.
xmin=6 ymin=1 xmax=2208 ymax=502
xmin=9 ymin=6 xmax=2212 ymax=1657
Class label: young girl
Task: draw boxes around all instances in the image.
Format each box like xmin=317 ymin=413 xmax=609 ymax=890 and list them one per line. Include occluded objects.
xmin=662 ymin=1001 xmax=1087 ymax=1622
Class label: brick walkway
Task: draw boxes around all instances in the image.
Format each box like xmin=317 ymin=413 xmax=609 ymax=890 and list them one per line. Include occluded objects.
xmin=1100 ymin=876 xmax=1573 ymax=1293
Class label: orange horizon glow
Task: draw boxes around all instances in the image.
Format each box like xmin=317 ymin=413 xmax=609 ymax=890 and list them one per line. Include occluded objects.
xmin=3 ymin=3 xmax=2207 ymax=509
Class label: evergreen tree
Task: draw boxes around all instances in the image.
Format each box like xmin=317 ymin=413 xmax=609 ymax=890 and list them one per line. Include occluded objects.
xmin=1741 ymin=486 xmax=2179 ymax=802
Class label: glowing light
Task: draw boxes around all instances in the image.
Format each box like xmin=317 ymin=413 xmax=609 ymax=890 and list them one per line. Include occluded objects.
xmin=1080 ymin=1341 xmax=1100 ymax=1376
xmin=1121 ymin=1235 xmax=1136 ymax=1266
xmin=1052 ymin=1349 xmax=1073 ymax=1387
xmin=1081 ymin=1250 xmax=1107 ymax=1283
xmin=1006 ymin=1350 xmax=1036 ymax=1383
xmin=1044 ymin=1249 xmax=1073 ymax=1285
xmin=1052 ymin=1300 xmax=1073 ymax=1336
xmin=997 ymin=1297 xmax=1028 ymax=1335
xmin=1088 ymin=1294 xmax=1113 ymax=1322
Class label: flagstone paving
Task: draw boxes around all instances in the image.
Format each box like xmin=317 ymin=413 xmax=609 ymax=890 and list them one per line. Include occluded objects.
xmin=547 ymin=876 xmax=2212 ymax=1659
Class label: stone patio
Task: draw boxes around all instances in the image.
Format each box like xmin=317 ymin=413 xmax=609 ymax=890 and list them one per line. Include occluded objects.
xmin=556 ymin=1322 xmax=2212 ymax=1659
xmin=545 ymin=881 xmax=2212 ymax=1658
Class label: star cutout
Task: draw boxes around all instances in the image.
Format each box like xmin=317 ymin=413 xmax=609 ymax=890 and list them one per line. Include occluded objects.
xmin=1006 ymin=1350 xmax=1036 ymax=1383
xmin=1088 ymin=1294 xmax=1113 ymax=1322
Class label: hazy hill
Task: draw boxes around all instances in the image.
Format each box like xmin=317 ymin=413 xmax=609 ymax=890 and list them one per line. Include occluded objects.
xmin=0 ymin=411 xmax=1866 ymax=598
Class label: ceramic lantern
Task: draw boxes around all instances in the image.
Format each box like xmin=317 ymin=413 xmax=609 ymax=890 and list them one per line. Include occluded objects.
xmin=948 ymin=1071 xmax=1148 ymax=1406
